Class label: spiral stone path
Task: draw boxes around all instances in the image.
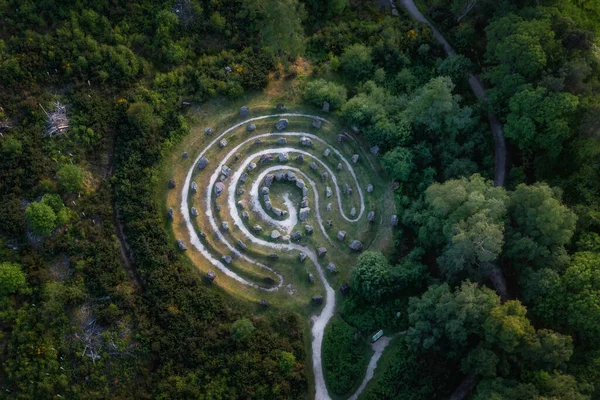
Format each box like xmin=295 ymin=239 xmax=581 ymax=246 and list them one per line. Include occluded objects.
xmin=177 ymin=112 xmax=392 ymax=399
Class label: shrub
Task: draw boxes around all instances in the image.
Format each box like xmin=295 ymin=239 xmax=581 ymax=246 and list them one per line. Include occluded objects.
xmin=304 ymin=78 xmax=347 ymax=110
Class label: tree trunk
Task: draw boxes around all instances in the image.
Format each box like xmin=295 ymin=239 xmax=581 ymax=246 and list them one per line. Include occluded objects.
xmin=450 ymin=372 xmax=479 ymax=400
xmin=485 ymin=263 xmax=509 ymax=302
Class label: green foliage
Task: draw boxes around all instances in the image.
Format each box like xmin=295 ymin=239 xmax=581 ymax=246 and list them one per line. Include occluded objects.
xmin=0 ymin=262 xmax=26 ymax=296
xmin=57 ymin=164 xmax=85 ymax=194
xmin=402 ymin=76 xmax=474 ymax=136
xmin=406 ymin=282 xmax=500 ymax=357
xmin=363 ymin=337 xmax=460 ymax=400
xmin=506 ymin=183 xmax=577 ymax=270
xmin=230 ymin=318 xmax=256 ymax=342
xmin=26 ymin=201 xmax=57 ymax=236
xmin=341 ymin=44 xmax=374 ymax=81
xmin=437 ymin=54 xmax=473 ymax=83
xmin=504 ymin=85 xmax=579 ymax=157
xmin=408 ymin=174 xmax=508 ymax=282
xmin=351 ymin=252 xmax=392 ymax=303
xmin=303 ymin=78 xmax=348 ymax=110
xmin=323 ymin=319 xmax=370 ymax=396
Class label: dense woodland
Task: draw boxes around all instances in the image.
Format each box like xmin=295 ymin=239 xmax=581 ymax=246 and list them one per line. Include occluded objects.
xmin=1 ymin=0 xmax=600 ymax=399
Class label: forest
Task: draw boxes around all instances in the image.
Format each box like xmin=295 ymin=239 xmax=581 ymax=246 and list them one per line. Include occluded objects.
xmin=1 ymin=0 xmax=600 ymax=399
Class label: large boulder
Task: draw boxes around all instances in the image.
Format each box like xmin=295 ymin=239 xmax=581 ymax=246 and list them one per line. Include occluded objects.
xmin=299 ymin=253 xmax=307 ymax=263
xmin=344 ymin=184 xmax=353 ymax=195
xmin=247 ymin=162 xmax=257 ymax=172
xmin=204 ymin=127 xmax=214 ymax=135
xmin=322 ymin=101 xmax=330 ymax=112
xmin=327 ymin=263 xmax=338 ymax=273
xmin=206 ymin=271 xmax=216 ymax=283
xmin=296 ymin=154 xmax=305 ymax=162
xmin=247 ymin=123 xmax=256 ymax=132
xmin=277 ymin=137 xmax=287 ymax=145
xmin=368 ymin=211 xmax=375 ymax=222
xmin=310 ymin=162 xmax=318 ymax=171
xmin=299 ymin=207 xmax=310 ymax=221
xmin=219 ymin=138 xmax=227 ymax=148
xmin=260 ymin=154 xmax=273 ymax=163
xmin=352 ymin=154 xmax=359 ymax=163
xmin=240 ymin=173 xmax=248 ymax=183
xmin=191 ymin=207 xmax=198 ymax=217
xmin=222 ymin=222 xmax=229 ymax=231
xmin=305 ymin=225 xmax=314 ymax=235
xmin=308 ymin=273 xmax=314 ymax=284
xmin=182 ymin=152 xmax=189 ymax=159
xmin=337 ymin=231 xmax=346 ymax=241
xmin=337 ymin=134 xmax=345 ymax=143
xmin=197 ymin=157 xmax=209 ymax=170
xmin=221 ymin=165 xmax=231 ymax=177
xmin=370 ymin=145 xmax=380 ymax=155
xmin=279 ymin=152 xmax=289 ymax=162
xmin=313 ymin=118 xmax=322 ymax=128
xmin=214 ymin=182 xmax=225 ymax=197
xmin=221 ymin=255 xmax=232 ymax=264
xmin=237 ymin=240 xmax=247 ymax=251
xmin=367 ymin=184 xmax=373 ymax=193
xmin=292 ymin=231 xmax=302 ymax=241
xmin=317 ymin=247 xmax=327 ymax=257
xmin=391 ymin=215 xmax=399 ymax=226
xmin=326 ymin=187 xmax=332 ymax=198
xmin=286 ymin=171 xmax=297 ymax=182
xmin=191 ymin=181 xmax=198 ymax=193
xmin=300 ymin=137 xmax=313 ymax=147
xmin=323 ymin=148 xmax=330 ymax=157
xmin=350 ymin=207 xmax=356 ymax=217
xmin=167 ymin=208 xmax=174 ymax=221
xmin=275 ymin=119 xmax=289 ymax=131
xmin=240 ymin=106 xmax=249 ymax=117
xmin=168 ymin=179 xmax=176 ymax=189
xmin=349 ymin=240 xmax=363 ymax=251
xmin=177 ymin=240 xmax=187 ymax=251
xmin=264 ymin=174 xmax=274 ymax=187
xmin=271 ymin=230 xmax=281 ymax=239
xmin=296 ymin=180 xmax=305 ymax=189
xmin=253 ymin=224 xmax=262 ymax=232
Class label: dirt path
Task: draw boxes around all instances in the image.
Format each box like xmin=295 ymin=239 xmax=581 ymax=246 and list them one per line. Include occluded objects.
xmin=348 ymin=336 xmax=394 ymax=400
xmin=397 ymin=0 xmax=507 ymax=187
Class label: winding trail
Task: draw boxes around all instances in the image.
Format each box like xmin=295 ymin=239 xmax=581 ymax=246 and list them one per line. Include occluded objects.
xmin=348 ymin=336 xmax=394 ymax=400
xmin=180 ymin=114 xmax=374 ymax=400
xmin=397 ymin=0 xmax=508 ymax=187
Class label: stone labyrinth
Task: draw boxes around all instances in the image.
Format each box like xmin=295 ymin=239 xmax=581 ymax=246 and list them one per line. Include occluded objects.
xmin=170 ymin=108 xmax=397 ymax=399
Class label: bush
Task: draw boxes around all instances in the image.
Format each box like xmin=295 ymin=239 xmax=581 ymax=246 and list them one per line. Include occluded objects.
xmin=304 ymin=78 xmax=348 ymax=110
xmin=323 ymin=319 xmax=370 ymax=396
xmin=26 ymin=202 xmax=56 ymax=236
xmin=0 ymin=262 xmax=26 ymax=296
xmin=340 ymin=44 xmax=373 ymax=81
xmin=57 ymin=164 xmax=85 ymax=193
xmin=230 ymin=318 xmax=255 ymax=342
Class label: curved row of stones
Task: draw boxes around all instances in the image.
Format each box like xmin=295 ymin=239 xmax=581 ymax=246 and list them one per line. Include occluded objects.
xmin=170 ymin=109 xmax=398 ymax=400
xmin=172 ymin=113 xmax=398 ymax=292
